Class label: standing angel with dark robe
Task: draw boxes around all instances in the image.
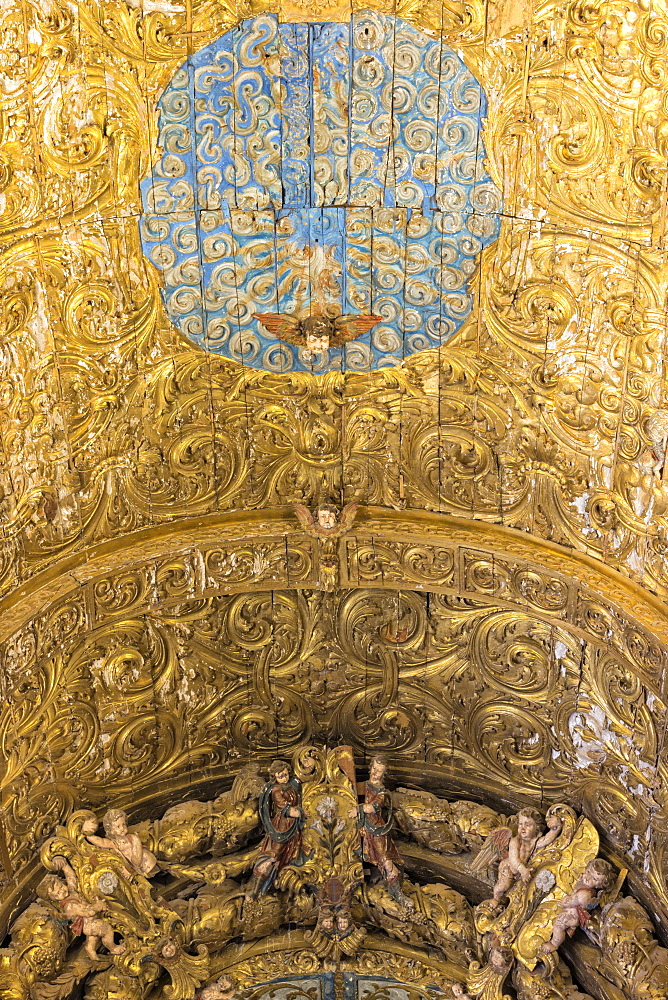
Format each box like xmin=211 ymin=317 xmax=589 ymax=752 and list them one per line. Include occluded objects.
xmin=245 ymin=759 xmax=305 ymax=901
xmin=349 ymin=756 xmax=413 ymax=907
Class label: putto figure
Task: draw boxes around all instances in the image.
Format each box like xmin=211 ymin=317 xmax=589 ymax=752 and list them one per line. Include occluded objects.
xmin=37 ymin=859 xmax=124 ymax=961
xmin=541 ymin=858 xmax=614 ymax=954
xmin=245 ymin=759 xmax=305 ymax=902
xmin=196 ymin=974 xmax=236 ymax=1000
xmin=349 ymin=756 xmax=413 ymax=907
xmin=84 ymin=808 xmax=159 ymax=877
xmin=473 ymin=806 xmax=562 ymax=908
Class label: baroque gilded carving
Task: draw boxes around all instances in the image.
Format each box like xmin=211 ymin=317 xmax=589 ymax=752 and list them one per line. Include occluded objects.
xmin=1 ymin=0 xmax=668 ymax=600
xmin=1 ymin=515 xmax=667 ymax=917
xmin=1 ymin=751 xmax=666 ymax=1000
xmin=2 ymin=0 xmax=668 ymax=996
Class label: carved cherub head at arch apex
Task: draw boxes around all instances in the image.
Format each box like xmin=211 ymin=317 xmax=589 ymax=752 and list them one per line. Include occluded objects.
xmin=315 ymin=503 xmax=339 ymax=530
xmin=293 ymin=501 xmax=359 ymax=537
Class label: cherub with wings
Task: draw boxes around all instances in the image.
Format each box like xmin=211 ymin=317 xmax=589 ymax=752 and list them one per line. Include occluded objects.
xmin=294 ymin=503 xmax=358 ymax=537
xmin=254 ymin=312 xmax=381 ymax=352
xmin=471 ymin=807 xmax=563 ymax=909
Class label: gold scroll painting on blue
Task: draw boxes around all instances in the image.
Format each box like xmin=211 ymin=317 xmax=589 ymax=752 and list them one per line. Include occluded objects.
xmin=140 ymin=12 xmax=502 ymax=373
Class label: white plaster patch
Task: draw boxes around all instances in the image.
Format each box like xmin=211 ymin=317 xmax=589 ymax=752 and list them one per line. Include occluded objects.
xmin=574 ymin=492 xmax=589 ymax=514
xmin=568 ymin=704 xmax=610 ymax=768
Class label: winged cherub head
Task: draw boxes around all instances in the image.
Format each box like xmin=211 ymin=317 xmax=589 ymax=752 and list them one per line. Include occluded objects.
xmin=301 ymin=316 xmax=335 ymax=352
xmin=254 ymin=311 xmax=381 ymax=353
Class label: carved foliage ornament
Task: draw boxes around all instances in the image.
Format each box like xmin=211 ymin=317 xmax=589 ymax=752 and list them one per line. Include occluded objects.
xmin=0 ymin=750 xmax=665 ymax=1000
xmin=1 ymin=0 xmax=668 ymax=600
xmin=1 ymin=532 xmax=667 ymax=913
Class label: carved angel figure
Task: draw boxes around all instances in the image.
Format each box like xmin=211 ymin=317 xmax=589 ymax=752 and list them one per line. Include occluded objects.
xmin=36 ymin=861 xmax=124 ymax=961
xmin=348 ymin=756 xmax=413 ymax=907
xmin=84 ymin=809 xmax=159 ymax=877
xmin=254 ymin=312 xmax=380 ymax=352
xmin=294 ymin=502 xmax=358 ymax=537
xmin=472 ymin=806 xmax=563 ymax=907
xmin=541 ymin=858 xmax=614 ymax=953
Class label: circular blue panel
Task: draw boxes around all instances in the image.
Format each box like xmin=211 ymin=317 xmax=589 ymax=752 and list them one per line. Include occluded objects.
xmin=140 ymin=12 xmax=502 ymax=373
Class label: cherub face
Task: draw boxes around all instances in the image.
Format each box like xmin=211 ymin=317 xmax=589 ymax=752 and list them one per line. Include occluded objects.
xmin=47 ymin=880 xmax=69 ymax=901
xmin=306 ymin=331 xmax=330 ymax=352
xmin=517 ymin=816 xmax=537 ymax=839
xmin=160 ymin=940 xmax=178 ymax=959
xmin=320 ymin=914 xmax=335 ymax=931
xmin=274 ymin=768 xmax=290 ymax=785
xmin=582 ymin=866 xmax=608 ymax=889
xmin=336 ymin=914 xmax=351 ymax=932
xmin=110 ymin=816 xmax=128 ymax=837
xmin=316 ymin=508 xmax=337 ymax=529
xmin=452 ymin=987 xmax=465 ymax=997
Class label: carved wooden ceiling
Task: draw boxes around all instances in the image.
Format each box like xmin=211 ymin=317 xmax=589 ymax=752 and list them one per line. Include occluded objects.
xmin=2 ymin=0 xmax=668 ymax=997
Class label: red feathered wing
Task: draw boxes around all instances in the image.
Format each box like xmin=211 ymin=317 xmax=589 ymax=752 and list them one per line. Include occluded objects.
xmin=332 ymin=314 xmax=382 ymax=345
xmin=254 ymin=312 xmax=302 ymax=345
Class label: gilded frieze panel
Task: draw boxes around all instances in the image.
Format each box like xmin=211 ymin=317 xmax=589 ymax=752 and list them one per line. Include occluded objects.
xmin=2 ymin=2 xmax=668 ymax=993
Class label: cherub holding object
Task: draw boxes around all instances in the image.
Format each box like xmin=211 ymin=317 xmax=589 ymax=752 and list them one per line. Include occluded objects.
xmin=541 ymin=858 xmax=614 ymax=954
xmin=474 ymin=807 xmax=563 ymax=908
xmin=37 ymin=859 xmax=124 ymax=961
xmin=84 ymin=808 xmax=159 ymax=877
xmin=294 ymin=502 xmax=358 ymax=537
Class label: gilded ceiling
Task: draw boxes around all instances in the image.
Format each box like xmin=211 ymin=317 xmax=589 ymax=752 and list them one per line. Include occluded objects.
xmin=2 ymin=0 xmax=668 ymax=998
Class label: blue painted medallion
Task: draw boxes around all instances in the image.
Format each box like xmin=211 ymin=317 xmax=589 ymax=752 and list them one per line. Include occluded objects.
xmin=140 ymin=13 xmax=502 ymax=373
